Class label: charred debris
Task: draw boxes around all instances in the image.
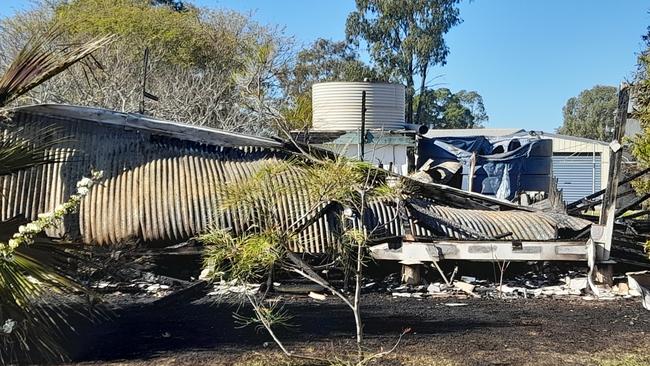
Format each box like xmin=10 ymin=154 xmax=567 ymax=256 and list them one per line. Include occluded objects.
xmin=3 ymin=97 xmax=650 ymax=301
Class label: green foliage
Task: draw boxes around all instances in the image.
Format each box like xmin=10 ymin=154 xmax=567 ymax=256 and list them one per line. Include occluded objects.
xmin=54 ymin=0 xmax=210 ymax=66
xmin=232 ymin=300 xmax=294 ymax=332
xmin=557 ymin=85 xmax=618 ymax=141
xmin=415 ymin=88 xmax=488 ymax=128
xmin=346 ymin=0 xmax=463 ymax=124
xmin=0 ymin=250 xmax=89 ymax=364
xmin=594 ymin=354 xmax=650 ymax=366
xmin=201 ymin=229 xmax=284 ymax=283
xmin=199 ymin=156 xmax=385 ymax=281
xmin=279 ymin=92 xmax=312 ymax=130
xmin=215 ymin=157 xmax=378 ymax=229
xmin=2 ymin=0 xmax=291 ymax=133
xmin=280 ymin=38 xmax=381 ymax=97
xmin=631 ymin=27 xmax=650 ymax=196
xmin=216 ymin=159 xmax=298 ymax=225
xmin=631 ymin=27 xmax=650 ymax=255
xmin=303 ymin=158 xmax=372 ymax=205
xmin=198 ymin=155 xmax=390 ymax=362
xmin=0 ymin=172 xmax=102 ymax=364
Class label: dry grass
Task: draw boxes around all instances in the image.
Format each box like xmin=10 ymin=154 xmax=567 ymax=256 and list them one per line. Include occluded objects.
xmin=593 ymin=353 xmax=650 ymax=366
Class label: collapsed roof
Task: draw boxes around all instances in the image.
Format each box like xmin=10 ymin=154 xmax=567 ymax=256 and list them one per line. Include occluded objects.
xmin=1 ymin=104 xmax=591 ymax=256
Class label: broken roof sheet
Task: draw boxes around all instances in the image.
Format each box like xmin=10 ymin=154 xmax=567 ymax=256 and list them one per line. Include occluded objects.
xmin=423 ymin=128 xmax=525 ymax=139
xmin=407 ymin=198 xmax=591 ymax=241
xmin=8 ymin=104 xmax=283 ymax=148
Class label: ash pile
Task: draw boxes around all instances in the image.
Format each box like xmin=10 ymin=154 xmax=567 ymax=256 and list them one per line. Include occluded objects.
xmin=376 ymin=263 xmax=642 ymax=301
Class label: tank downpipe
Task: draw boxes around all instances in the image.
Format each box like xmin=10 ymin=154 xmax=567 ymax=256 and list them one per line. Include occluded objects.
xmin=404 ymin=123 xmax=429 ymax=135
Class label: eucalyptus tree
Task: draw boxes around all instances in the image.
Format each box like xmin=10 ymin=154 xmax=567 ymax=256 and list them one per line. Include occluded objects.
xmin=415 ymin=88 xmax=488 ymax=128
xmin=345 ymin=0 xmax=463 ymax=124
xmin=558 ymin=85 xmax=618 ymax=141
xmin=632 ymin=26 xmax=650 ymax=195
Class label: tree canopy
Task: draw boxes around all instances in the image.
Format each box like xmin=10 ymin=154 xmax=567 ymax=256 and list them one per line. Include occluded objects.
xmin=345 ymin=0 xmax=462 ymax=125
xmin=0 ymin=0 xmax=292 ymax=135
xmin=415 ymin=88 xmax=488 ymax=129
xmin=0 ymin=0 xmax=477 ymax=134
xmin=631 ymin=26 xmax=650 ymax=193
xmin=53 ymin=0 xmax=255 ymax=68
xmin=557 ymin=85 xmax=618 ymax=141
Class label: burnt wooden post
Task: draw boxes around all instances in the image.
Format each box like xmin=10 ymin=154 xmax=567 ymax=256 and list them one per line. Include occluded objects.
xmin=592 ymin=83 xmax=630 ymax=285
xmin=139 ymin=47 xmax=159 ymax=115
xmin=401 ymin=260 xmax=423 ymax=285
xmin=139 ymin=47 xmax=150 ymax=115
xmin=359 ymin=90 xmax=367 ymax=161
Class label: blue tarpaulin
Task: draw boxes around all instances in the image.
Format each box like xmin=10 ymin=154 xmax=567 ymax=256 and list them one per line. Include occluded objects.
xmin=418 ymin=136 xmax=552 ymax=200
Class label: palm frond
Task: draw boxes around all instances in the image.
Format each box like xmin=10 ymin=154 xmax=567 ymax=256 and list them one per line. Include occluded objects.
xmin=0 ymin=249 xmax=102 ymax=364
xmin=0 ymin=26 xmax=115 ymax=107
xmin=0 ymin=126 xmax=65 ymax=176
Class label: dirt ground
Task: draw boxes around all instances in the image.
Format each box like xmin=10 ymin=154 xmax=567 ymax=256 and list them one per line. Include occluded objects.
xmin=62 ymin=291 xmax=650 ymax=366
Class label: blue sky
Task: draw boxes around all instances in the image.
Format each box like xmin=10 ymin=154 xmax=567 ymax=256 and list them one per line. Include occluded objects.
xmin=2 ymin=0 xmax=649 ymax=131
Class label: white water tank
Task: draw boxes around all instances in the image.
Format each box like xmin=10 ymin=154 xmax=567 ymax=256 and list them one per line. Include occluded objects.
xmin=312 ymin=82 xmax=405 ymax=131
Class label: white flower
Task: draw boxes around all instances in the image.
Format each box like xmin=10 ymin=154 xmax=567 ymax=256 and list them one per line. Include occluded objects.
xmin=2 ymin=319 xmax=16 ymax=334
xmin=25 ymin=222 xmax=42 ymax=234
xmin=92 ymin=170 xmax=104 ymax=180
xmin=76 ymin=177 xmax=93 ymax=188
xmin=37 ymin=212 xmax=52 ymax=220
xmin=77 ymin=186 xmax=89 ymax=196
xmin=8 ymin=239 xmax=19 ymax=249
xmin=54 ymin=203 xmax=67 ymax=214
xmin=17 ymin=225 xmax=26 ymax=234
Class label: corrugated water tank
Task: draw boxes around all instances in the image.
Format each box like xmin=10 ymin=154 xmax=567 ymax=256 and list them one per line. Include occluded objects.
xmin=312 ymin=82 xmax=405 ymax=131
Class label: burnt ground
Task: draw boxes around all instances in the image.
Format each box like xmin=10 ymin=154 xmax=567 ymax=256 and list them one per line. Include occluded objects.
xmin=62 ymin=292 xmax=650 ymax=366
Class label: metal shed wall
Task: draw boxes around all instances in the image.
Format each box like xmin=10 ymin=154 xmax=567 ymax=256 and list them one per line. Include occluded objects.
xmin=552 ymin=154 xmax=602 ymax=203
xmin=539 ymin=133 xmax=610 ymax=194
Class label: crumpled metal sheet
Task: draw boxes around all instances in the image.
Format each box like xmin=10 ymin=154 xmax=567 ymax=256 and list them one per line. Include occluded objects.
xmin=2 ymin=106 xmax=337 ymax=252
xmin=407 ymin=198 xmax=591 ymax=241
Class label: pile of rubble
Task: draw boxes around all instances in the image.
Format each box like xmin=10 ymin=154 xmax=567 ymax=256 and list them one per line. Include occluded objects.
xmin=91 ymin=279 xmax=175 ymax=298
xmin=378 ymin=271 xmax=642 ymax=301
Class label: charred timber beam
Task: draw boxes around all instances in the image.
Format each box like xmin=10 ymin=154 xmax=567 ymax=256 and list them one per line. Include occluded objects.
xmin=615 ymin=193 xmax=650 ymax=218
xmin=568 ymin=189 xmax=636 ymax=214
xmin=369 ymin=241 xmax=587 ymax=262
xmin=402 ymin=177 xmax=524 ymax=211
xmin=596 ymin=84 xmax=630 ymax=262
xmin=619 ymin=210 xmax=650 ymax=220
